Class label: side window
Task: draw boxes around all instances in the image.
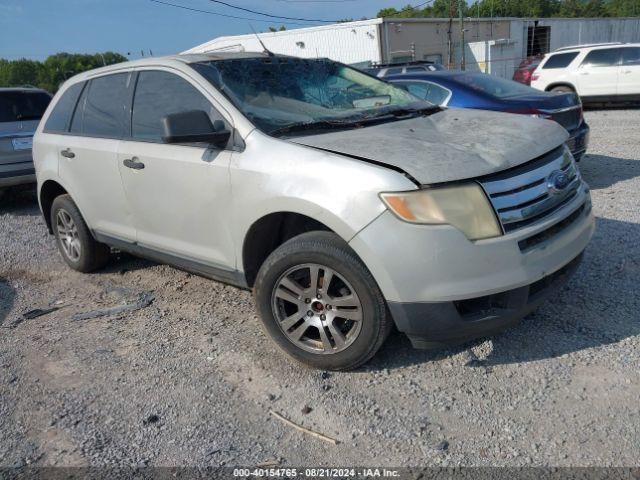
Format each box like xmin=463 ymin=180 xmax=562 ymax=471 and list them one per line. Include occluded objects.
xmin=44 ymin=82 xmax=84 ymax=133
xmin=423 ymin=83 xmax=451 ymax=105
xmin=70 ymin=73 xmax=130 ymax=138
xmin=403 ymin=82 xmax=430 ymax=100
xmin=580 ymin=48 xmax=622 ymax=68
xmin=132 ymin=70 xmax=227 ymax=143
xmin=401 ymin=82 xmax=450 ymax=106
xmin=542 ymin=52 xmax=579 ymax=69
xmin=406 ymin=66 xmax=427 ymax=73
xmin=621 ymin=47 xmax=640 ymax=66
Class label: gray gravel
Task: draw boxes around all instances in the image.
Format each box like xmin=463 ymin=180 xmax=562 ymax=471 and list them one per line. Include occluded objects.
xmin=1 ymin=109 xmax=639 ymax=468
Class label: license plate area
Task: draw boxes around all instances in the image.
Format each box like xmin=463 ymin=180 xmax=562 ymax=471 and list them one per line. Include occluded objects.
xmin=11 ymin=137 xmax=33 ymax=151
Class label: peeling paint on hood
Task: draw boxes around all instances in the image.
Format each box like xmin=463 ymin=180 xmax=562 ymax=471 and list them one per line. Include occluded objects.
xmin=289 ymin=109 xmax=569 ymax=185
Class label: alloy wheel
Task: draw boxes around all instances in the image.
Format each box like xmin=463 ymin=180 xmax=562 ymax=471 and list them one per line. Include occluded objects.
xmin=56 ymin=209 xmax=81 ymax=262
xmin=271 ymin=263 xmax=363 ymax=354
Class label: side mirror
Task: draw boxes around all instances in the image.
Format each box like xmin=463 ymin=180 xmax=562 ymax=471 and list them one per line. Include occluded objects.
xmin=162 ymin=110 xmax=231 ymax=148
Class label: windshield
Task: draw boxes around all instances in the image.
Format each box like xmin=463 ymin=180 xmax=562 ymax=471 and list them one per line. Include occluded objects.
xmin=192 ymin=57 xmax=433 ymax=135
xmin=0 ymin=91 xmax=51 ymax=123
xmin=453 ymin=73 xmax=540 ymax=98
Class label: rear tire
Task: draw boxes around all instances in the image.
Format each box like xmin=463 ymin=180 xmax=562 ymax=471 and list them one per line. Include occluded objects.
xmin=550 ymin=85 xmax=574 ymax=94
xmin=51 ymin=194 xmax=110 ymax=272
xmin=254 ymin=231 xmax=392 ymax=371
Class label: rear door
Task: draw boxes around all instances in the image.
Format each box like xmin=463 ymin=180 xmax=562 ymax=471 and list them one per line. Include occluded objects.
xmin=576 ymin=48 xmax=622 ymax=97
xmin=117 ymin=68 xmax=235 ymax=269
xmin=618 ymin=46 xmax=640 ymax=96
xmin=58 ymin=72 xmax=135 ymax=241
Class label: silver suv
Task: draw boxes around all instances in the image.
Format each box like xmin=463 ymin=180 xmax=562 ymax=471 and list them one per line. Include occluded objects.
xmin=1 ymin=87 xmax=51 ymax=190
xmin=33 ymin=53 xmax=594 ymax=370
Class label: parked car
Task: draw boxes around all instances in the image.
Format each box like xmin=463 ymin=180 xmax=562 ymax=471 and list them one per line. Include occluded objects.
xmin=365 ymin=60 xmax=445 ymax=78
xmin=34 ymin=54 xmax=594 ymax=370
xmin=513 ymin=55 xmax=543 ymax=85
xmin=530 ymin=43 xmax=640 ymax=104
xmin=387 ymin=70 xmax=590 ymax=160
xmin=1 ymin=87 xmax=51 ymax=190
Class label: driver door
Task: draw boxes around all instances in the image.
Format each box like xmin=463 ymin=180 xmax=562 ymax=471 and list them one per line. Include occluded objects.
xmin=117 ymin=69 xmax=236 ymax=270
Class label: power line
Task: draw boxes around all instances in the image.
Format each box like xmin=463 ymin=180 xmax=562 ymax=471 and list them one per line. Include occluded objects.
xmin=148 ymin=0 xmax=320 ymax=26
xmin=205 ymin=0 xmax=339 ymax=22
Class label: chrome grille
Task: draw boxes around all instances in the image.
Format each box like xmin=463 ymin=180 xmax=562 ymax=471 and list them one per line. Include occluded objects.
xmin=480 ymin=147 xmax=581 ymax=232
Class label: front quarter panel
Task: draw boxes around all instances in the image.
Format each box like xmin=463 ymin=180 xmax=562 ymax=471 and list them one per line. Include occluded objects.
xmin=230 ymin=129 xmax=416 ymax=270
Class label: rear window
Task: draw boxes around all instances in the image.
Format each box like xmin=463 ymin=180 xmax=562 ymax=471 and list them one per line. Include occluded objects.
xmin=580 ymin=48 xmax=621 ymax=68
xmin=542 ymin=52 xmax=579 ymax=69
xmin=70 ymin=73 xmax=131 ymax=138
xmin=451 ymin=73 xmax=536 ymax=98
xmin=0 ymin=90 xmax=51 ymax=123
xmin=43 ymin=82 xmax=84 ymax=133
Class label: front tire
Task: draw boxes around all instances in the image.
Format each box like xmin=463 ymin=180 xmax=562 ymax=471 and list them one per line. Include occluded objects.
xmin=51 ymin=195 xmax=110 ymax=272
xmin=254 ymin=231 xmax=392 ymax=370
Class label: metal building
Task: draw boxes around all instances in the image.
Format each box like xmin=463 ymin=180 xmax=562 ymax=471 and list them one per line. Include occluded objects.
xmin=185 ymin=17 xmax=640 ymax=76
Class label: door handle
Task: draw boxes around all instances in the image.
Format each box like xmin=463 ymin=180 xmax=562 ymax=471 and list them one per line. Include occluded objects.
xmin=579 ymin=71 xmax=589 ymax=75
xmin=61 ymin=148 xmax=75 ymax=159
xmin=621 ymin=70 xmax=632 ymax=74
xmin=123 ymin=157 xmax=145 ymax=170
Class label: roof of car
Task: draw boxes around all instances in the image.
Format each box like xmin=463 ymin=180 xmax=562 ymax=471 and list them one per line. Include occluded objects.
xmin=58 ymin=52 xmax=313 ymax=86
xmin=551 ymin=42 xmax=640 ymax=53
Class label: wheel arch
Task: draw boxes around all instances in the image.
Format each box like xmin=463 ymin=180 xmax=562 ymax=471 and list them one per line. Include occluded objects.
xmin=39 ymin=179 xmax=69 ymax=234
xmin=545 ymin=82 xmax=576 ymax=92
xmin=241 ymin=211 xmax=337 ymax=288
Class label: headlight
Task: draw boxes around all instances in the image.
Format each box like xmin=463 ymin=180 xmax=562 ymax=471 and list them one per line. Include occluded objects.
xmin=380 ymin=183 xmax=502 ymax=240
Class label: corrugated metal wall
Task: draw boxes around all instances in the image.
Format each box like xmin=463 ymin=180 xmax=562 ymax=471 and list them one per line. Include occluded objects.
xmin=184 ymin=19 xmax=383 ymax=66
xmin=511 ymin=18 xmax=640 ymax=59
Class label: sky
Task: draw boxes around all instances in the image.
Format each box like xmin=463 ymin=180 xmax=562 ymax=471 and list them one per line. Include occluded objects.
xmin=0 ymin=0 xmax=414 ymax=60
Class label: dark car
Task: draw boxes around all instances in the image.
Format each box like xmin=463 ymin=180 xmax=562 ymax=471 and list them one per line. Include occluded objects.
xmin=387 ymin=71 xmax=590 ymax=160
xmin=1 ymin=87 xmax=52 ymax=190
xmin=513 ymin=55 xmax=543 ymax=85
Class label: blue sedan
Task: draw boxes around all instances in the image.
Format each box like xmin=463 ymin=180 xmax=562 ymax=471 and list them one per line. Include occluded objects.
xmin=387 ymin=71 xmax=589 ymax=160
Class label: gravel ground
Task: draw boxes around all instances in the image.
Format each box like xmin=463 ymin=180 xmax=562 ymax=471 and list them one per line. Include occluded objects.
xmin=0 ymin=109 xmax=639 ymax=469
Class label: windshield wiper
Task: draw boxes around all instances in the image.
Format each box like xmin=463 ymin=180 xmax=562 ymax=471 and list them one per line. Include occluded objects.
xmin=269 ymin=105 xmax=441 ymax=137
xmin=362 ymin=105 xmax=440 ymax=121
xmin=269 ymin=120 xmax=354 ymax=137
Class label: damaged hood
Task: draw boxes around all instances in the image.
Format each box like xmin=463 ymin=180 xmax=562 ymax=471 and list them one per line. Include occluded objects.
xmin=289 ymin=108 xmax=568 ymax=184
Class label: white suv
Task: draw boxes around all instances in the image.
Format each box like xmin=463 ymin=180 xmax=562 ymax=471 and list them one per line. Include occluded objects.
xmin=33 ymin=53 xmax=594 ymax=370
xmin=530 ymin=43 xmax=640 ymax=103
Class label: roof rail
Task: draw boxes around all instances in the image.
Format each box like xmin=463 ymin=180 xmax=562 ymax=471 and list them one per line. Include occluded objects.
xmin=554 ymin=42 xmax=624 ymax=52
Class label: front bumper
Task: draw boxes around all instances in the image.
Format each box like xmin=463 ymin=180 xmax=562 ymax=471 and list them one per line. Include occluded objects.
xmin=349 ymin=183 xmax=595 ymax=346
xmin=389 ymin=252 xmax=582 ymax=348
xmin=567 ymin=122 xmax=590 ymax=161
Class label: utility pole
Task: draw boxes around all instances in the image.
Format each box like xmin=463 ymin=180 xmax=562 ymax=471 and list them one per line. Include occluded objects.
xmin=459 ymin=0 xmax=465 ymax=70
xmin=447 ymin=0 xmax=454 ymax=69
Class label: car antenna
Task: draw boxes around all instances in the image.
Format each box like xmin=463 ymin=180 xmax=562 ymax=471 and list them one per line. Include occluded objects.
xmin=249 ymin=24 xmax=275 ymax=57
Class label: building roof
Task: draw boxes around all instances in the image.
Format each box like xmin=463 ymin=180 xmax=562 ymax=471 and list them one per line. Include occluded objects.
xmin=183 ymin=18 xmax=383 ymax=54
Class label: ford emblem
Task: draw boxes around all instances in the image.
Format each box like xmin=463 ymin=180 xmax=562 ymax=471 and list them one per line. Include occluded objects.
xmin=547 ymin=170 xmax=570 ymax=194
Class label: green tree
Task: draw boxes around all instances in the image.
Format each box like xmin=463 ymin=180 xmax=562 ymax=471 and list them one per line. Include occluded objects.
xmin=0 ymin=52 xmax=127 ymax=92
xmin=378 ymin=0 xmax=639 ymax=17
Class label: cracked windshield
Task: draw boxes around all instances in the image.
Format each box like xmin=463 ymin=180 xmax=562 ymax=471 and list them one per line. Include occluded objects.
xmin=193 ymin=57 xmax=432 ymax=135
